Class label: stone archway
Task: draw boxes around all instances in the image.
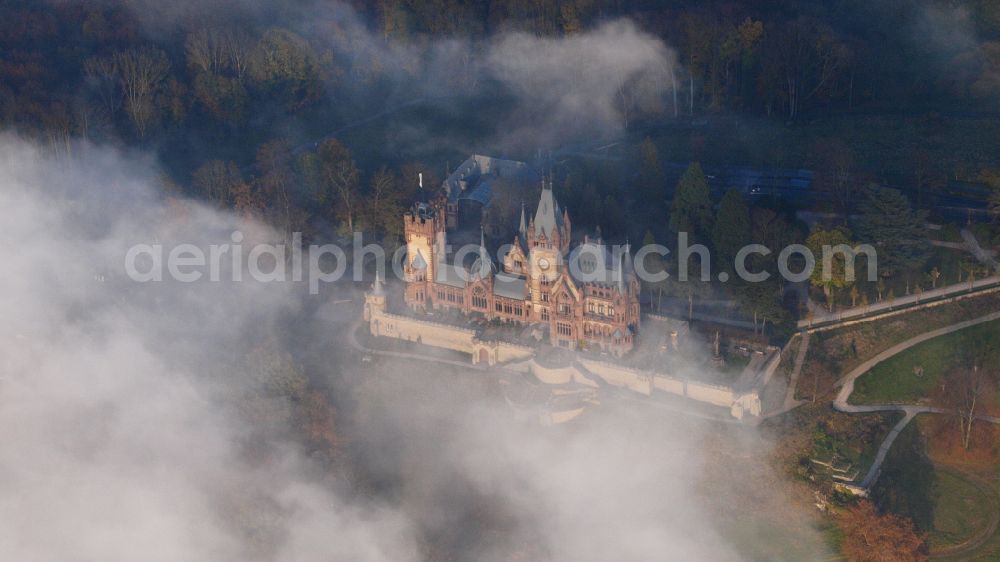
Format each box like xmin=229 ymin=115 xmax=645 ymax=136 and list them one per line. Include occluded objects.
xmin=479 ymin=348 xmax=491 ymax=365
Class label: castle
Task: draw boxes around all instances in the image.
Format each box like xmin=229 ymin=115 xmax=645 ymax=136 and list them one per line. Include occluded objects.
xmin=360 ymin=156 xmax=773 ymax=421
xmin=401 ymin=160 xmax=641 ymax=356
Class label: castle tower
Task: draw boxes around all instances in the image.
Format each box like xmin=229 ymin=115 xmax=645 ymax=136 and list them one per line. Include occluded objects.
xmin=364 ymin=271 xmax=386 ymax=321
xmin=526 ymin=182 xmax=571 ymax=321
xmin=403 ymin=197 xmax=445 ymax=309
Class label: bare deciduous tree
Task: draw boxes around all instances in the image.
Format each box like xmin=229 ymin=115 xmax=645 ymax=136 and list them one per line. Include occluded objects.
xmin=114 ymin=48 xmax=170 ymax=138
xmin=317 ymin=139 xmax=360 ymax=233
xmin=254 ymin=140 xmax=294 ymax=241
xmin=83 ymin=56 xmax=122 ymax=119
xmin=185 ymin=28 xmax=227 ymax=75
xmin=949 ymin=364 xmax=989 ymax=450
xmin=223 ymin=28 xmax=254 ymax=82
xmin=367 ymin=167 xmax=407 ymax=240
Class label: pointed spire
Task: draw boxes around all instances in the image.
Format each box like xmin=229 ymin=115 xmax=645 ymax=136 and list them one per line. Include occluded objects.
xmin=372 ymin=270 xmax=384 ymax=296
xmin=533 ymin=181 xmax=558 ymax=238
xmin=617 ymin=252 xmax=626 ymax=293
xmin=623 ymin=243 xmax=635 ymax=290
xmin=473 ymin=226 xmax=494 ymax=279
xmin=519 ymin=200 xmax=527 ymax=238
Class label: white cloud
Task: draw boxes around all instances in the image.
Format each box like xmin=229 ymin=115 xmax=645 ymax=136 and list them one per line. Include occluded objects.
xmin=0 ymin=137 xmax=416 ymax=561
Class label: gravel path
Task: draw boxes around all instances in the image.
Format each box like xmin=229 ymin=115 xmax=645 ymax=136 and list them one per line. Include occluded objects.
xmin=831 ymin=310 xmax=1000 ymax=491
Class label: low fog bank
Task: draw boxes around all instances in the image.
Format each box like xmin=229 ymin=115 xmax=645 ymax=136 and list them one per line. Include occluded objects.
xmin=0 ymin=136 xmax=415 ymax=561
xmin=81 ymin=0 xmax=681 ymax=155
xmin=0 ymin=136 xmax=828 ymax=560
xmin=348 ymin=357 xmax=832 ymax=561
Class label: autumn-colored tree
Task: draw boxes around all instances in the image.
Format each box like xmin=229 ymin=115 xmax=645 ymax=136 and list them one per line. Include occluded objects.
xmin=806 ymin=226 xmax=856 ymax=311
xmin=254 ymin=139 xmax=295 ymax=239
xmin=249 ymin=27 xmax=322 ymax=110
xmin=366 ymin=166 xmax=405 ymax=241
xmin=192 ymin=159 xmax=243 ymax=207
xmin=838 ymin=500 xmax=927 ymax=561
xmin=185 ymin=27 xmax=252 ymax=125
xmin=230 ymin=181 xmax=265 ymax=220
xmin=301 ymin=390 xmax=338 ymax=457
xmin=245 ymin=338 xmax=338 ymax=460
xmin=192 ymin=72 xmax=247 ymax=126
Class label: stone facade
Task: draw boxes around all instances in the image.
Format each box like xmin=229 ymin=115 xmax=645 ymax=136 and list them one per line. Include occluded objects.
xmin=402 ymin=170 xmax=641 ymax=356
xmin=364 ymin=278 xmax=767 ymax=420
xmin=364 ymin=278 xmax=535 ymax=366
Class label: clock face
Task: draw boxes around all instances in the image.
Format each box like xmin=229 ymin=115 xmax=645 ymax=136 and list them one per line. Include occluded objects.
xmin=538 ymin=257 xmax=550 ymax=271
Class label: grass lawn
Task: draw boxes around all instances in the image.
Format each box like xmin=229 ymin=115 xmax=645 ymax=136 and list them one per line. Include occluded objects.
xmin=850 ymin=319 xmax=1000 ymax=405
xmin=719 ymin=519 xmax=833 ymax=561
xmin=928 ymin=467 xmax=997 ymax=551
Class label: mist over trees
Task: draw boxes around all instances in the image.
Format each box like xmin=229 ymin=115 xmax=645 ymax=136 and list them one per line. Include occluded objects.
xmin=838 ymin=500 xmax=927 ymax=561
xmin=6 ymin=2 xmax=1000 ymax=559
xmin=9 ymin=0 xmax=1000 ymax=148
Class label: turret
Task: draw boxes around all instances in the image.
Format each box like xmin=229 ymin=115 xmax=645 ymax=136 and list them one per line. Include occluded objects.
xmin=364 ymin=271 xmax=386 ymax=321
xmin=471 ymin=227 xmax=495 ymax=279
xmin=617 ymin=252 xmax=626 ymax=294
xmin=519 ymin=201 xmax=528 ymax=241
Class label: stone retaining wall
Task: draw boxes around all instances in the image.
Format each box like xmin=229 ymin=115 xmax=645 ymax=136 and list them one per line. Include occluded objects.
xmin=367 ymin=304 xmax=762 ymax=418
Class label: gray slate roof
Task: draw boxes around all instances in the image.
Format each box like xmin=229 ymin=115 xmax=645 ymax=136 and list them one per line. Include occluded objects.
xmin=443 ymin=155 xmax=528 ymax=204
xmin=533 ymin=186 xmax=564 ymax=238
xmin=436 ymin=263 xmax=468 ymax=288
xmin=494 ymin=272 xmax=528 ymax=299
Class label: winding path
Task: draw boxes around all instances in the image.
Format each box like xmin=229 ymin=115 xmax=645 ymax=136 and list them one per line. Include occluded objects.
xmin=831 ymin=310 xmax=1000 ymax=491
xmin=799 ymin=275 xmax=1000 ymax=329
xmin=785 ymin=330 xmax=810 ymax=411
